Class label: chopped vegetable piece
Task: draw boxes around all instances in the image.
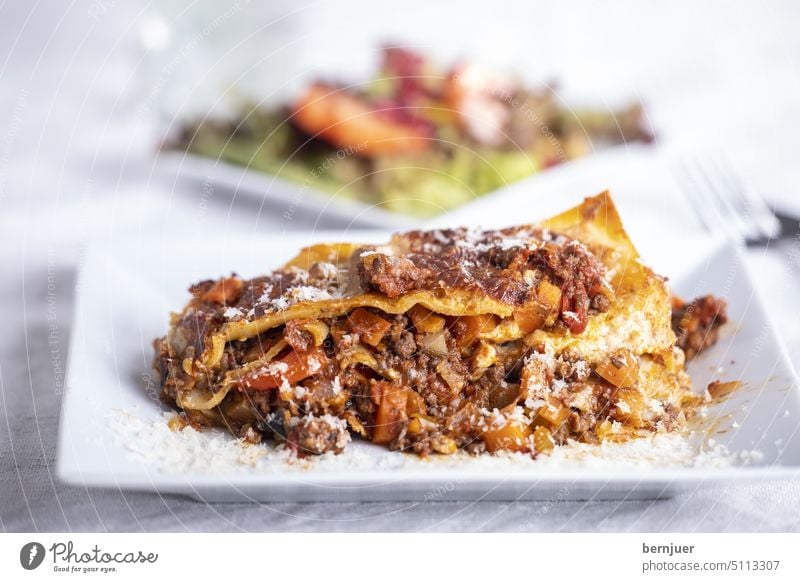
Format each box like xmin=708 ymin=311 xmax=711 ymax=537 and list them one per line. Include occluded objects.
xmin=419 ymin=330 xmax=449 ymax=356
xmin=595 ymin=419 xmax=630 ymax=442
xmin=241 ymin=346 xmax=328 ymax=390
xmin=536 ymin=398 xmax=570 ymax=427
xmin=292 ymin=83 xmax=431 ymax=156
xmin=436 ymin=360 xmax=464 ymax=391
xmin=470 ymin=341 xmax=497 ymax=373
xmin=405 ymin=390 xmax=427 ymax=416
xmin=537 ymin=279 xmax=563 ymax=313
xmin=408 ymin=304 xmax=446 ymax=334
xmin=533 ymin=425 xmax=555 ymax=454
xmin=481 ymin=420 xmax=531 ymax=452
xmin=372 ymin=382 xmax=408 ymax=444
xmin=707 ymin=380 xmax=742 ymax=399
xmin=431 ymin=436 xmax=457 ymax=454
xmin=406 ymin=417 xmax=422 ymax=436
xmin=453 ymin=314 xmax=498 ymax=347
xmin=595 ymin=349 xmax=639 ymax=388
xmin=201 ymin=277 xmax=243 ymax=304
xmin=348 ymin=307 xmax=391 ymax=346
xmin=610 ymin=387 xmax=645 ymax=427
xmin=513 ymin=308 xmax=545 ymax=334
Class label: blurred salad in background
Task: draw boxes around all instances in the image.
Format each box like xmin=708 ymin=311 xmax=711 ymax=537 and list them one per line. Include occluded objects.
xmin=165 ymin=46 xmax=653 ymax=218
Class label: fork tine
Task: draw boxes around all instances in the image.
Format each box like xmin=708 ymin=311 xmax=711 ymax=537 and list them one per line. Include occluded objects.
xmin=708 ymin=157 xmax=782 ymax=240
xmin=675 ymin=161 xmax=723 ymax=234
xmin=689 ymin=160 xmax=757 ymax=241
xmin=678 ymin=159 xmax=752 ymax=240
xmin=674 ymin=156 xmax=782 ymax=244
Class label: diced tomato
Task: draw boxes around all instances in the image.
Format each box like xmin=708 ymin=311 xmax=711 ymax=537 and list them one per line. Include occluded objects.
xmin=292 ymin=84 xmax=431 ymax=156
xmin=348 ymin=308 xmax=392 ymax=347
xmin=241 ymin=346 xmax=328 ymax=390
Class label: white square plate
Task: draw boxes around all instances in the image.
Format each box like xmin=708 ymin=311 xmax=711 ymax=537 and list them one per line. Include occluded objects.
xmin=156 ymin=152 xmax=418 ymax=229
xmin=57 ymin=229 xmax=800 ymax=501
xmin=156 ymin=144 xmax=650 ymax=230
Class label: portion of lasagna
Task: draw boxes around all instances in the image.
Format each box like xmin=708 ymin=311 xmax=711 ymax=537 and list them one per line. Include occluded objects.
xmin=153 ymin=193 xmax=727 ymax=457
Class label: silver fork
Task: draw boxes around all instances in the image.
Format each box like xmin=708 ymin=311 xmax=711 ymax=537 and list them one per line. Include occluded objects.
xmin=674 ymin=156 xmax=782 ymax=245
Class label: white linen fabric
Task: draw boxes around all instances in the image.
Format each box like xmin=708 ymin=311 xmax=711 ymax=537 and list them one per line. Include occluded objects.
xmin=1 ymin=0 xmax=799 ymax=532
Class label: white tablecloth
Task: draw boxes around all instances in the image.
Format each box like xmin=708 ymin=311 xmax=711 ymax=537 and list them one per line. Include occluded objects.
xmin=2 ymin=0 xmax=800 ymax=532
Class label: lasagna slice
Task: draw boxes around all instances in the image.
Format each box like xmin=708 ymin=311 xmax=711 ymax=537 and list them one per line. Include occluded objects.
xmin=153 ymin=192 xmax=725 ymax=457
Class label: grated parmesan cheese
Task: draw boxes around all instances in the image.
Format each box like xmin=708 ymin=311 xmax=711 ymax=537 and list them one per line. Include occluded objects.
xmin=105 ymin=408 xmax=751 ymax=475
xmin=222 ymin=306 xmax=244 ymax=320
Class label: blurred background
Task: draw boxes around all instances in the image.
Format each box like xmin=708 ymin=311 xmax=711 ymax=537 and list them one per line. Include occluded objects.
xmin=2 ymin=0 xmax=800 ymax=531
xmin=2 ymin=0 xmax=799 ymax=229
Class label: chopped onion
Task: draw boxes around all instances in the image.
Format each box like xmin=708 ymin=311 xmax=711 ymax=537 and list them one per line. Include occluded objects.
xmin=419 ymin=330 xmax=448 ymax=356
xmin=436 ymin=360 xmax=464 ymax=391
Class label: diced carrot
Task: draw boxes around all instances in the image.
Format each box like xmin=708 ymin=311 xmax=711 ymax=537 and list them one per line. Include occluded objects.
xmin=595 ymin=349 xmax=639 ymax=388
xmin=241 ymin=346 xmax=328 ymax=390
xmin=537 ymin=279 xmax=562 ymax=311
xmin=535 ymin=397 xmax=570 ymax=427
xmin=536 ymin=279 xmax=562 ymax=327
xmin=348 ymin=308 xmax=392 ymax=346
xmin=371 ymin=382 xmax=408 ymax=444
xmin=453 ymin=314 xmax=498 ymax=347
xmin=512 ymin=308 xmax=545 ymax=334
xmin=369 ymin=381 xmax=384 ymax=406
xmin=405 ymin=390 xmax=427 ymax=416
xmin=481 ymin=420 xmax=531 ymax=453
xmin=201 ymin=277 xmax=243 ymax=305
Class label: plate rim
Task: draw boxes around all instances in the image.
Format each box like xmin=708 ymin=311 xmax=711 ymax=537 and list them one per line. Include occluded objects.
xmin=157 ymin=150 xmax=419 ymax=229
